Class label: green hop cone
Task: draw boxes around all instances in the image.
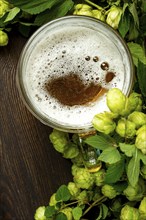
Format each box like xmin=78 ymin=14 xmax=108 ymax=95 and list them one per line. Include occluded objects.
xmin=128 ymin=111 xmax=146 ymax=129
xmin=76 ymin=190 xmax=88 ymax=204
xmin=106 ymin=5 xmax=123 ymax=29
xmin=73 ymin=167 xmax=95 ymax=189
xmin=116 ymin=118 xmax=136 ymax=138
xmin=92 ymin=112 xmax=116 ymax=134
xmin=71 ymin=152 xmax=84 ymax=167
xmin=71 ymin=164 xmax=79 ymax=176
xmin=49 ymin=193 xmax=57 ymax=207
xmin=49 ymin=129 xmax=68 ymax=153
xmin=0 ymin=0 xmax=11 ymax=18
xmin=120 ymin=205 xmax=140 ymax=220
xmin=60 ymin=207 xmax=73 ymax=220
xmin=93 ymin=169 xmax=105 ymax=186
xmin=135 ymin=97 xmax=143 ymax=111
xmin=120 ymin=92 xmax=143 ymax=116
xmin=0 ymin=30 xmax=8 ymax=46
xmin=135 ymin=125 xmax=146 ymax=154
xmin=116 ymin=118 xmax=126 ymax=137
xmin=123 ymin=179 xmax=145 ymax=202
xmin=101 ymin=184 xmax=117 ymax=199
xmin=34 ymin=206 xmax=46 ymax=220
xmin=92 ymin=9 xmax=105 ymax=21
xmin=67 ymin=182 xmax=81 ymax=198
xmin=127 ymin=92 xmax=142 ymax=112
xmin=63 ymin=143 xmax=79 ymax=159
xmin=139 ymin=197 xmax=146 ymax=220
xmin=106 ymin=88 xmax=126 ymax=114
xmin=73 ymin=4 xmax=93 ymax=17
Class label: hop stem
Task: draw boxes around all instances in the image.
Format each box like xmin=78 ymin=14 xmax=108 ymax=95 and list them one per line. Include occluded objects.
xmin=84 ymin=0 xmax=103 ymax=10
xmin=83 ymin=196 xmax=107 ymax=216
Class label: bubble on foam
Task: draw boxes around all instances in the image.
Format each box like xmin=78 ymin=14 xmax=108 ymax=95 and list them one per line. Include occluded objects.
xmin=24 ymin=26 xmax=126 ymax=128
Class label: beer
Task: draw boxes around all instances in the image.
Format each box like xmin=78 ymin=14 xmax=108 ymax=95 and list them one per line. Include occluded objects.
xmin=17 ymin=16 xmax=134 ymax=133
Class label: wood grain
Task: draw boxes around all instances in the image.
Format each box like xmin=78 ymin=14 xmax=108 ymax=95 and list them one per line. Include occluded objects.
xmin=0 ymin=32 xmax=72 ymax=220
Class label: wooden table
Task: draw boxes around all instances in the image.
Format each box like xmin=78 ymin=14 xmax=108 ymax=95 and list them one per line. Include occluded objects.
xmin=0 ymin=32 xmax=72 ymax=220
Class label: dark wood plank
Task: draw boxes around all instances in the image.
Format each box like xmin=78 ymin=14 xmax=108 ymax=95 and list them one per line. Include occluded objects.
xmin=0 ymin=32 xmax=72 ymax=220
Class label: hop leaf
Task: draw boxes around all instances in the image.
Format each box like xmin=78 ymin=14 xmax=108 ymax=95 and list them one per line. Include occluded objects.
xmin=55 ymin=185 xmax=71 ymax=202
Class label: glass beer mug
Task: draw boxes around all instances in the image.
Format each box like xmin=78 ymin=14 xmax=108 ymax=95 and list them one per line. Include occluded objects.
xmin=16 ymin=16 xmax=134 ymax=171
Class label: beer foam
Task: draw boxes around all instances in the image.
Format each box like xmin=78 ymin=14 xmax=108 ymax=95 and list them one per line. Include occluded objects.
xmin=23 ymin=26 xmax=128 ymax=129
